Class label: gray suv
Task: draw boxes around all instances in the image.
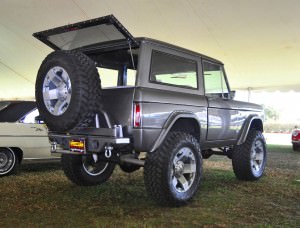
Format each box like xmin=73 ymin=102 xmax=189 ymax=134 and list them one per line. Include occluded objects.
xmin=34 ymin=15 xmax=267 ymax=206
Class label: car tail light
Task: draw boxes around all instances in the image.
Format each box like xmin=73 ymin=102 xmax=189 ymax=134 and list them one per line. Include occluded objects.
xmin=133 ymin=103 xmax=141 ymax=127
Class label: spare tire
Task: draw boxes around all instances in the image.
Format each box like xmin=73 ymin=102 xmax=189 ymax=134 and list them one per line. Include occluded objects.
xmin=35 ymin=50 xmax=101 ymax=132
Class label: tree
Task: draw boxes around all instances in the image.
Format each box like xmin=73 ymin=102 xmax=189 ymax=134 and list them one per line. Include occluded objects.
xmin=263 ymin=105 xmax=279 ymax=121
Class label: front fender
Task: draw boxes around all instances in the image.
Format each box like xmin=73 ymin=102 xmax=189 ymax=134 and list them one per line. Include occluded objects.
xmin=150 ymin=111 xmax=201 ymax=152
xmin=237 ymin=115 xmax=263 ymax=145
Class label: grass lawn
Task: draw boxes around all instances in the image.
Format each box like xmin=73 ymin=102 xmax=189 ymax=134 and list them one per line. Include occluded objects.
xmin=0 ymin=145 xmax=299 ymax=227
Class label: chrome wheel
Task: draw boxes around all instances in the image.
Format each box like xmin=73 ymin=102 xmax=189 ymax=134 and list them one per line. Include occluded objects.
xmin=171 ymin=147 xmax=196 ymax=193
xmin=250 ymin=139 xmax=265 ymax=176
xmin=0 ymin=148 xmax=16 ymax=175
xmin=42 ymin=66 xmax=72 ymax=116
xmin=82 ymin=154 xmax=109 ymax=176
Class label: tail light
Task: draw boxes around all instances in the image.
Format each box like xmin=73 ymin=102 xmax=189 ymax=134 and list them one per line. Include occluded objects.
xmin=133 ymin=103 xmax=141 ymax=127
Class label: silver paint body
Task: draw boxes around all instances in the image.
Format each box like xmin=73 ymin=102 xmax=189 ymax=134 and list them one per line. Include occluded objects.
xmin=33 ymin=16 xmax=263 ymax=153
xmin=99 ymin=39 xmax=263 ymax=152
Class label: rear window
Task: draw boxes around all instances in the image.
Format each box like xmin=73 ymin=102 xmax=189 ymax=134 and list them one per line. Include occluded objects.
xmin=94 ymin=48 xmax=138 ymax=88
xmin=48 ymin=24 xmax=126 ymax=50
xmin=97 ymin=67 xmax=137 ymax=88
xmin=149 ymin=51 xmax=198 ymax=89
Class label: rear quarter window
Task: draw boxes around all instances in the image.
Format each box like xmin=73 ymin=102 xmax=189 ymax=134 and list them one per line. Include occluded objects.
xmin=149 ymin=51 xmax=198 ymax=89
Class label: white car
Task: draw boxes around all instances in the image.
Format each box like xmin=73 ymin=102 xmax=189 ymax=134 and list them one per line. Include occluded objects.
xmin=0 ymin=101 xmax=59 ymax=176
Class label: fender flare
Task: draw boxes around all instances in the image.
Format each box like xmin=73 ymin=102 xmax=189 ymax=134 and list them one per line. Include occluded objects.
xmin=237 ymin=115 xmax=263 ymax=145
xmin=150 ymin=111 xmax=201 ymax=152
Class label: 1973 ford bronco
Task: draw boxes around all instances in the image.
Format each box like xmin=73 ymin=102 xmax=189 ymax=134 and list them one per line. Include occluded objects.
xmin=34 ymin=15 xmax=266 ymax=206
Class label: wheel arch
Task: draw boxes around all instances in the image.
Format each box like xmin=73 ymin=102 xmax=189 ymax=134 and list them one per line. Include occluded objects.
xmin=8 ymin=147 xmax=23 ymax=164
xmin=0 ymin=147 xmax=23 ymax=164
xmin=150 ymin=112 xmax=201 ymax=152
xmin=237 ymin=115 xmax=264 ymax=145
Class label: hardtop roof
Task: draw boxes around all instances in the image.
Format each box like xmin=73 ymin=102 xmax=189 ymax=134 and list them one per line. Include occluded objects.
xmin=33 ymin=15 xmax=223 ymax=65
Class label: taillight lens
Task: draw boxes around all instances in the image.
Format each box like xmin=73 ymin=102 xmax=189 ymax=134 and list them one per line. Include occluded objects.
xmin=133 ymin=103 xmax=141 ymax=127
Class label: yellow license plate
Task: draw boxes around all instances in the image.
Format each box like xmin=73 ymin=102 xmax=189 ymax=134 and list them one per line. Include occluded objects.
xmin=69 ymin=139 xmax=85 ymax=154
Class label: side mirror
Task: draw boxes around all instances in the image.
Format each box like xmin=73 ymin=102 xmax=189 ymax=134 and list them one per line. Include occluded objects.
xmin=230 ymin=90 xmax=236 ymax=99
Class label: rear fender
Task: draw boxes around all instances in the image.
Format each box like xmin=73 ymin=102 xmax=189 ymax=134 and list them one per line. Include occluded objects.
xmin=150 ymin=111 xmax=201 ymax=152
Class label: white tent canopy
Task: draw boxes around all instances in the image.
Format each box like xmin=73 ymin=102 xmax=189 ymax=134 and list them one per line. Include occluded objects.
xmin=0 ymin=0 xmax=299 ymax=99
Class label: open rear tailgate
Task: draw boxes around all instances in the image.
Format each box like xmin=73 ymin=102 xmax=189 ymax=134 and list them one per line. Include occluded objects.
xmin=33 ymin=14 xmax=138 ymax=50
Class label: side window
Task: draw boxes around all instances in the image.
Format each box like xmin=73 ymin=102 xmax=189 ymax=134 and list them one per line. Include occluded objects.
xmin=150 ymin=51 xmax=198 ymax=89
xmin=127 ymin=69 xmax=136 ymax=86
xmin=203 ymin=60 xmax=229 ymax=95
xmin=20 ymin=108 xmax=40 ymax=124
xmin=97 ymin=68 xmax=119 ymax=88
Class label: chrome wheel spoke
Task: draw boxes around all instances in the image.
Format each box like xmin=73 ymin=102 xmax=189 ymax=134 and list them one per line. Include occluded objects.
xmin=53 ymin=100 xmax=67 ymax=115
xmin=172 ymin=176 xmax=178 ymax=187
xmin=43 ymin=89 xmax=58 ymax=100
xmin=82 ymin=155 xmax=109 ymax=176
xmin=183 ymin=163 xmax=196 ymax=174
xmin=92 ymin=154 xmax=98 ymax=163
xmin=87 ymin=165 xmax=94 ymax=173
xmin=178 ymin=175 xmax=189 ymax=191
xmin=47 ymin=70 xmax=63 ymax=87
xmin=255 ymin=152 xmax=264 ymax=161
xmin=253 ymin=163 xmax=259 ymax=171
xmin=250 ymin=138 xmax=265 ymax=176
xmin=173 ymin=148 xmax=189 ymax=165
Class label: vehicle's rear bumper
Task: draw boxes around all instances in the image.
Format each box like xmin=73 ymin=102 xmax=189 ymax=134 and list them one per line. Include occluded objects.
xmin=292 ymin=140 xmax=300 ymax=145
xmin=49 ymin=127 xmax=130 ymax=154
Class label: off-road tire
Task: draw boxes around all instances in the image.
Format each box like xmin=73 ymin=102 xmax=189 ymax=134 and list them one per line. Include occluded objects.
xmin=144 ymin=131 xmax=202 ymax=206
xmin=61 ymin=154 xmax=115 ymax=186
xmin=35 ymin=50 xmax=102 ymax=132
xmin=0 ymin=147 xmax=19 ymax=177
xmin=232 ymin=129 xmax=267 ymax=181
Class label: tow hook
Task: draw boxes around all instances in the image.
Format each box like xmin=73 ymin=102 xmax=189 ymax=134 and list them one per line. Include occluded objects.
xmin=104 ymin=145 xmax=113 ymax=158
xmin=51 ymin=142 xmax=57 ymax=152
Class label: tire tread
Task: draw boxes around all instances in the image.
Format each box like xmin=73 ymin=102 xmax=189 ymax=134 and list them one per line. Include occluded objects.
xmin=232 ymin=129 xmax=266 ymax=181
xmin=144 ymin=131 xmax=202 ymax=206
